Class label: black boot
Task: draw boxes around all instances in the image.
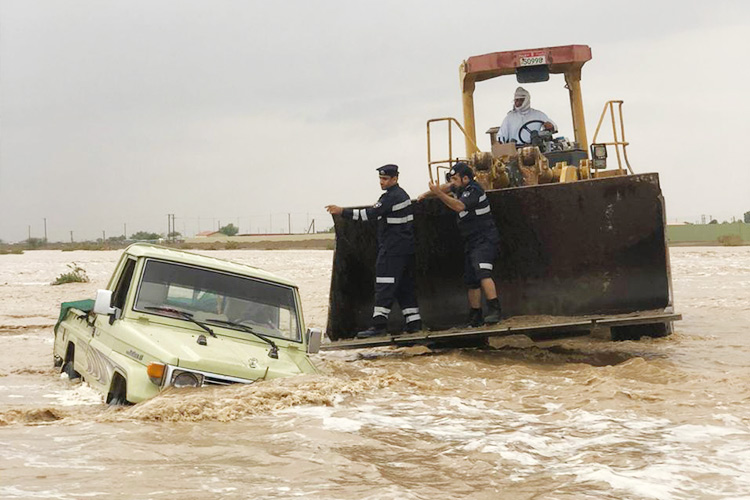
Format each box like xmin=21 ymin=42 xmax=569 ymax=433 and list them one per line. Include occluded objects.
xmin=356 ymin=325 xmax=387 ymax=339
xmin=405 ymin=319 xmax=422 ymax=334
xmin=485 ymin=298 xmax=502 ymax=324
xmin=467 ymin=308 xmax=483 ymax=328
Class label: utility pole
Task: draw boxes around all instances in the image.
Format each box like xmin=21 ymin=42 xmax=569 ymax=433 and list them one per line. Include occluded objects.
xmin=102 ymin=230 xmax=106 ymax=241
xmin=28 ymin=225 xmax=31 ymax=241
xmin=288 ymin=213 xmax=291 ymax=234
xmin=124 ymin=223 xmax=127 ymax=239
xmin=70 ymin=231 xmax=73 ymax=243
xmin=43 ymin=218 xmax=47 ymax=243
xmin=166 ymin=213 xmax=176 ymax=242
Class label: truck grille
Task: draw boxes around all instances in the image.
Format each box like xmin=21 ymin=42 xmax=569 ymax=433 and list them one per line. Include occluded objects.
xmin=203 ymin=375 xmax=238 ymax=386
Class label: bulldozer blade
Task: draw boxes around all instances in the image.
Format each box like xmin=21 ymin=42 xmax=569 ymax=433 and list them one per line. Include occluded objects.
xmin=326 ymin=173 xmax=672 ymax=341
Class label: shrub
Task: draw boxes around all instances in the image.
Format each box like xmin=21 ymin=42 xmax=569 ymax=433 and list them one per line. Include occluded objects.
xmin=224 ymin=241 xmax=240 ymax=249
xmin=219 ymin=224 xmax=239 ymax=236
xmin=717 ymin=234 xmax=743 ymax=246
xmin=27 ymin=237 xmax=45 ymax=249
xmin=52 ymin=263 xmax=90 ymax=285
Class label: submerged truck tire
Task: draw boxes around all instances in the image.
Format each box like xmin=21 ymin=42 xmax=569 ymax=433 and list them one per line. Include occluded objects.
xmin=327 ymin=173 xmax=673 ymax=340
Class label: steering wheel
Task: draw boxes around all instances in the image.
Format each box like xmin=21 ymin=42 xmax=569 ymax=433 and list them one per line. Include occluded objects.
xmin=518 ymin=119 xmax=546 ymax=145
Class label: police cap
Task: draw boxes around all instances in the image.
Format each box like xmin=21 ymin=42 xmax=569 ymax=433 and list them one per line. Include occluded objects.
xmin=376 ymin=164 xmax=399 ymax=177
xmin=448 ymin=162 xmax=474 ymax=180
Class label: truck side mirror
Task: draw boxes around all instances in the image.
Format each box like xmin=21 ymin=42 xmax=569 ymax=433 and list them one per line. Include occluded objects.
xmin=93 ymin=289 xmax=116 ymax=316
xmin=306 ymin=328 xmax=321 ymax=354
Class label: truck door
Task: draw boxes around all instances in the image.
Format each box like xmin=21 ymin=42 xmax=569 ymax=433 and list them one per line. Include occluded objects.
xmin=87 ymin=258 xmax=137 ymax=393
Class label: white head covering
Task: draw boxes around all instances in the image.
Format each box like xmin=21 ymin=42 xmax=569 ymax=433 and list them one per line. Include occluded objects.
xmin=513 ymin=86 xmax=531 ymax=113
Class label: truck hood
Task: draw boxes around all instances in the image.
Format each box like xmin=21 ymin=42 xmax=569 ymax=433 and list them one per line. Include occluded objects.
xmin=121 ymin=320 xmax=311 ymax=380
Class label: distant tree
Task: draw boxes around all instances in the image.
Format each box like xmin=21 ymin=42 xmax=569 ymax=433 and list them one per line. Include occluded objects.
xmin=130 ymin=231 xmax=162 ymax=241
xmin=744 ymin=211 xmax=750 ymax=223
xmin=168 ymin=231 xmax=181 ymax=239
xmin=107 ymin=235 xmax=126 ymax=243
xmin=218 ymin=223 xmax=239 ymax=236
xmin=709 ymin=219 xmax=718 ymax=225
xmin=27 ymin=237 xmax=45 ymax=249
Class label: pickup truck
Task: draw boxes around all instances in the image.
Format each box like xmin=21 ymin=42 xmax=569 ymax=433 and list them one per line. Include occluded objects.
xmin=53 ymin=243 xmax=321 ymax=404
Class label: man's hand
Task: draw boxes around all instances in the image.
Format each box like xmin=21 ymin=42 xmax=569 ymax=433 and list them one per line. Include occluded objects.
xmin=325 ymin=205 xmax=343 ymax=215
xmin=428 ymin=181 xmax=443 ymax=195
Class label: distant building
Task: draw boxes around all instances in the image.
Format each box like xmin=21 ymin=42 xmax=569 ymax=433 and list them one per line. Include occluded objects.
xmin=195 ymin=231 xmax=221 ymax=238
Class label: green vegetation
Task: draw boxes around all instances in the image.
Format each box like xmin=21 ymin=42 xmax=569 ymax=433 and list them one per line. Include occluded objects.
xmin=52 ymin=263 xmax=90 ymax=285
xmin=224 ymin=241 xmax=240 ymax=249
xmin=718 ymin=235 xmax=743 ymax=246
xmin=218 ymin=223 xmax=239 ymax=236
xmin=26 ymin=237 xmax=46 ymax=249
xmin=745 ymin=211 xmax=750 ymax=224
xmin=130 ymin=231 xmax=162 ymax=241
xmin=0 ymin=248 xmax=24 ymax=255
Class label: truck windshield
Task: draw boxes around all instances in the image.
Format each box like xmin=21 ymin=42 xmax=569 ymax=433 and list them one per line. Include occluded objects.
xmin=133 ymin=259 xmax=301 ymax=342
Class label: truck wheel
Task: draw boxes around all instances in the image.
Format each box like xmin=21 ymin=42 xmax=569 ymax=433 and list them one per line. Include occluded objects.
xmin=62 ymin=344 xmax=81 ymax=380
xmin=107 ymin=374 xmax=130 ymax=406
xmin=62 ymin=361 xmax=81 ymax=380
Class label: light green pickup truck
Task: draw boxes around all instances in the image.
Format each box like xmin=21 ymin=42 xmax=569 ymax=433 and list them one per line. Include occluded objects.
xmin=53 ymin=243 xmax=321 ymax=404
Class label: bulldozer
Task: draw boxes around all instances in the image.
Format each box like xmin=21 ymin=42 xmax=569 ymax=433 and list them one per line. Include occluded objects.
xmin=323 ymin=44 xmax=680 ymax=349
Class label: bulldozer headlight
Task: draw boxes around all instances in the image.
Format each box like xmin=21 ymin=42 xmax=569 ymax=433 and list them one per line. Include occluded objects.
xmin=591 ymin=143 xmax=608 ymax=169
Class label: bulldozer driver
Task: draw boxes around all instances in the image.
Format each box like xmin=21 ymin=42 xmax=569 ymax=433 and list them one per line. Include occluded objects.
xmin=325 ymin=164 xmax=422 ymax=339
xmin=421 ymin=162 xmax=502 ymax=326
xmin=498 ymin=86 xmax=557 ymax=145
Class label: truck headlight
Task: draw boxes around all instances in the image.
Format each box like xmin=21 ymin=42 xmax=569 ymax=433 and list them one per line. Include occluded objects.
xmin=147 ymin=362 xmax=166 ymax=385
xmin=172 ymin=371 xmax=203 ymax=388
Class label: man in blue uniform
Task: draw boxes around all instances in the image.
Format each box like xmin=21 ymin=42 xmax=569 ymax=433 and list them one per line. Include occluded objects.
xmin=423 ymin=162 xmax=502 ymax=326
xmin=326 ymin=164 xmax=421 ymax=338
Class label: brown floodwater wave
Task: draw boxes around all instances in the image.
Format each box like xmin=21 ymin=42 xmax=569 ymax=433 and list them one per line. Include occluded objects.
xmin=0 ymin=247 xmax=748 ymax=499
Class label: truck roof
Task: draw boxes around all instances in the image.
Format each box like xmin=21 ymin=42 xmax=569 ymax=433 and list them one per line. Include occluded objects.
xmin=123 ymin=243 xmax=298 ymax=288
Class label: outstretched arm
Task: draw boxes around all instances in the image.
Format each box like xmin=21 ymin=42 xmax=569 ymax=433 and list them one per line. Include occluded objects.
xmin=418 ymin=181 xmax=451 ymax=201
xmin=426 ymin=181 xmax=465 ymax=213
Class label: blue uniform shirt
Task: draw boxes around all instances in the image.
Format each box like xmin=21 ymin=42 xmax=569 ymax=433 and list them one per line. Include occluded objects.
xmin=342 ymin=184 xmax=415 ymax=255
xmin=453 ymin=180 xmax=500 ymax=244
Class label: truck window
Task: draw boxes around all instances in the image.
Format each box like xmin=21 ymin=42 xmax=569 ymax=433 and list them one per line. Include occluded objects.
xmin=134 ymin=259 xmax=302 ymax=342
xmin=112 ymin=258 xmax=136 ymax=310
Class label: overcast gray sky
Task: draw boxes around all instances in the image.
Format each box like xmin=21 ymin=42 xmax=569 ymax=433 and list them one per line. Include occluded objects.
xmin=1 ymin=0 xmax=748 ymax=242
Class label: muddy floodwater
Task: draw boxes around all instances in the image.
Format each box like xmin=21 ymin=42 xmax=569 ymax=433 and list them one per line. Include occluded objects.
xmin=1 ymin=247 xmax=749 ymax=499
